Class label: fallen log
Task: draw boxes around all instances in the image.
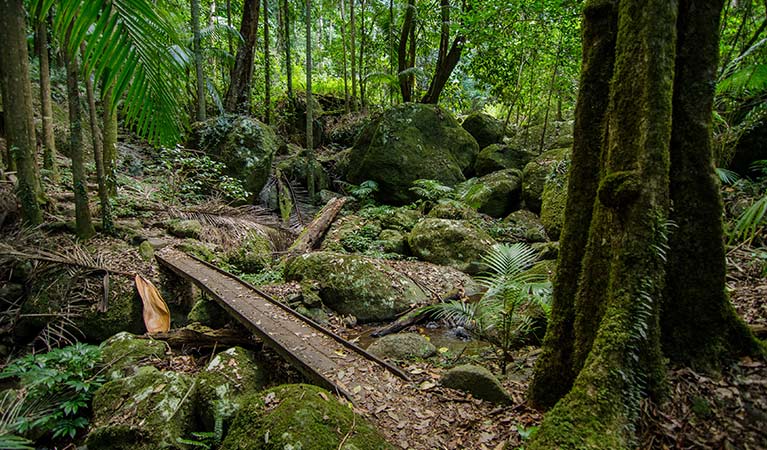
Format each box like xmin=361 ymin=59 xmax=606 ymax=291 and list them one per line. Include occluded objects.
xmin=288 ymin=196 xmax=347 ymax=254
xmin=142 ymin=326 xmax=261 ymax=349
xmin=371 ymin=289 xmax=468 ymax=338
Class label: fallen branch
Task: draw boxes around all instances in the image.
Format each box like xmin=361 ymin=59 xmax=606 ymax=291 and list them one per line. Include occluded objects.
xmin=140 ymin=327 xmax=261 ymax=349
xmin=288 ymin=196 xmax=348 ymax=254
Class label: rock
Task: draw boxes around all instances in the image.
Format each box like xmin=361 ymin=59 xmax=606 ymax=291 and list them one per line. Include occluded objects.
xmin=427 ymin=199 xmax=481 ymax=221
xmin=503 ymin=210 xmax=548 ymax=243
xmin=474 ymin=143 xmax=539 ymax=176
xmin=196 ymin=346 xmax=266 ymax=431
xmin=531 ymin=241 xmax=559 ymax=260
xmin=284 ymin=252 xmax=428 ymax=322
xmin=408 ymin=219 xmax=496 ymax=274
xmin=508 ymin=120 xmax=573 ymax=152
xmin=274 ymin=151 xmax=331 ymax=195
xmin=346 ymin=104 xmax=479 ymax=204
xmin=367 ymin=333 xmax=436 ymax=360
xmin=440 ymin=364 xmax=511 ymax=404
xmin=146 ymin=236 xmax=170 ymax=249
xmin=222 ymin=384 xmax=393 ymax=450
xmin=320 ymin=215 xmax=382 ymax=254
xmin=138 ymin=240 xmax=154 ymax=260
xmin=461 ymin=113 xmax=503 ymax=149
xmin=373 ymin=206 xmax=422 ymax=232
xmin=166 ymin=219 xmax=203 ymax=239
xmin=378 ymin=229 xmax=407 ymax=255
xmin=457 ymin=169 xmax=522 ymax=218
xmin=99 ymin=332 xmax=166 ymax=380
xmin=187 ymin=297 xmax=230 ymax=328
xmin=190 ymin=114 xmax=279 ymax=197
xmin=540 ymin=163 xmax=570 ymax=240
xmin=521 ymin=147 xmax=571 ymax=213
xmin=328 ymin=113 xmax=372 ymax=147
xmin=525 ymin=259 xmax=557 ymax=281
xmin=295 ymin=305 xmax=330 ymax=325
xmin=86 ymin=369 xmax=196 ymax=450
xmin=276 ymin=94 xmax=325 ymax=146
xmin=226 ymin=228 xmax=274 ymax=273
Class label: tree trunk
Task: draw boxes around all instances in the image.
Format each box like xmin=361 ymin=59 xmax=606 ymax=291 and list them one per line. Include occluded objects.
xmin=224 ymin=0 xmax=261 ymax=113
xmin=101 ymin=80 xmax=118 ymax=197
xmin=64 ymin=28 xmax=95 ymax=240
xmin=283 ymin=0 xmax=293 ymax=99
xmin=37 ymin=16 xmax=58 ymax=181
xmin=527 ymin=1 xmax=764 ymax=448
xmin=349 ymin=0 xmax=357 ymax=110
xmin=398 ymin=0 xmax=416 ymax=102
xmin=0 ymin=0 xmax=43 ymax=225
xmin=340 ymin=0 xmax=350 ymax=112
xmin=305 ymin=0 xmax=315 ymax=200
xmin=264 ymin=0 xmax=272 ymax=124
xmin=192 ymin=0 xmax=206 ymax=121
xmin=421 ymin=0 xmax=465 ymax=104
xmin=358 ymin=0 xmax=367 ymax=108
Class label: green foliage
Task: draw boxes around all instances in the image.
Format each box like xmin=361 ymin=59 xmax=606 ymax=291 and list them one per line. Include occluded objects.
xmin=153 ymin=146 xmax=250 ymax=203
xmin=715 ymin=167 xmax=741 ymax=185
xmin=0 ymin=343 xmax=104 ymax=441
xmin=176 ymin=431 xmax=219 ymax=449
xmin=347 ymin=180 xmax=379 ymax=205
xmin=422 ymin=243 xmax=551 ymax=369
xmin=729 ymin=160 xmax=767 ymax=243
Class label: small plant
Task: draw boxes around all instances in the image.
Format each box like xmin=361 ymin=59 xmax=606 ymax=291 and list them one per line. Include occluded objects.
xmin=0 ymin=343 xmax=105 ymax=441
xmin=347 ymin=180 xmax=379 ymax=206
xmin=177 ymin=431 xmax=219 ymax=449
xmin=729 ymin=160 xmax=767 ymax=243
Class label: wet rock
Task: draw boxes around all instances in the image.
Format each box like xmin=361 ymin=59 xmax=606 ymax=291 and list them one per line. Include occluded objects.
xmin=408 ymin=219 xmax=496 ymax=274
xmin=462 ymin=113 xmax=503 ymax=149
xmin=367 ymin=333 xmax=436 ymax=360
xmin=440 ymin=364 xmax=511 ymax=404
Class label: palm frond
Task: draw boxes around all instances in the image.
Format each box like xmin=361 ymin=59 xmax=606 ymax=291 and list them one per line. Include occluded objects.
xmin=715 ymin=167 xmax=741 ymax=185
xmin=476 ymin=243 xmax=543 ymax=289
xmin=730 ymin=194 xmax=767 ymax=243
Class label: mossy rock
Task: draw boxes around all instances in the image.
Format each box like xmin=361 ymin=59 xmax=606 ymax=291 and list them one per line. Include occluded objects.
xmin=166 ymin=219 xmax=203 ymax=239
xmin=178 ymin=240 xmax=222 ymax=264
xmin=346 ymin=103 xmax=479 ymax=204
xmin=531 ymin=241 xmax=559 ymax=261
xmin=87 ymin=369 xmax=196 ymax=450
xmin=441 ymin=364 xmax=511 ymax=404
xmin=367 ymin=333 xmax=436 ymax=360
xmin=503 ymin=210 xmax=549 ymax=243
xmin=275 ymin=93 xmax=325 ymax=147
xmin=508 ymin=120 xmax=573 ymax=152
xmin=474 ymin=143 xmax=540 ymax=176
xmin=226 ymin=229 xmax=274 ymax=273
xmin=457 ymin=169 xmax=522 ymax=218
xmin=187 ymin=297 xmax=231 ymax=328
xmin=190 ymin=114 xmax=279 ymax=197
xmin=196 ymin=346 xmax=266 ymax=431
xmin=328 ymin=113 xmax=372 ymax=147
xmin=320 ymin=215 xmax=382 ymax=254
xmin=521 ymin=147 xmax=571 ymax=213
xmin=524 ymin=259 xmax=557 ymax=282
xmin=274 ymin=151 xmax=331 ymax=196
xmin=427 ymin=199 xmax=481 ymax=221
xmin=374 ymin=206 xmax=422 ymax=232
xmin=378 ymin=229 xmax=408 ymax=255
xmin=284 ymin=252 xmax=427 ymax=322
xmin=408 ymin=218 xmax=496 ymax=274
xmin=221 ymin=384 xmax=393 ymax=450
xmin=138 ymin=240 xmax=154 ymax=260
xmin=461 ymin=113 xmax=503 ymax=149
xmin=99 ymin=332 xmax=166 ymax=380
xmin=540 ymin=168 xmax=569 ymax=240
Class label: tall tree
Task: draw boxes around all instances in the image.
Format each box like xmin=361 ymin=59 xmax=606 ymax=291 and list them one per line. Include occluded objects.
xmin=0 ymin=0 xmax=43 ymax=225
xmin=305 ymin=0 xmax=315 ymax=200
xmin=339 ymin=0 xmax=350 ymax=112
xmin=283 ymin=0 xmax=293 ymax=98
xmin=397 ymin=0 xmax=416 ymax=102
xmin=349 ymin=0 xmax=357 ymax=109
xmin=225 ymin=0 xmax=261 ymax=113
xmin=192 ymin=0 xmax=207 ymax=121
xmin=264 ymin=0 xmax=272 ymax=124
xmin=421 ymin=0 xmax=465 ymax=104
xmin=101 ymin=79 xmax=118 ymax=197
xmin=358 ymin=0 xmax=367 ymax=108
xmin=527 ymin=1 xmax=764 ymax=448
xmin=36 ymin=13 xmax=59 ymax=181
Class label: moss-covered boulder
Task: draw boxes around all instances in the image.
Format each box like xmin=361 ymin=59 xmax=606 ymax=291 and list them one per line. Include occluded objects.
xmin=441 ymin=364 xmax=511 ymax=404
xmin=457 ymin=169 xmax=523 ymax=218
xmin=346 ymin=104 xmax=479 ymax=204
xmin=276 ymin=93 xmax=325 ymax=147
xmin=521 ymin=147 xmax=571 ymax=213
xmin=221 ymin=384 xmax=393 ymax=450
xmin=378 ymin=229 xmax=408 ymax=255
xmin=540 ymin=166 xmax=569 ymax=240
xmin=503 ymin=210 xmax=549 ymax=243
xmin=328 ymin=113 xmax=372 ymax=147
xmin=196 ymin=346 xmax=266 ymax=431
xmin=187 ymin=297 xmax=230 ymax=328
xmin=408 ymin=219 xmax=496 ymax=274
xmin=508 ymin=120 xmax=573 ymax=153
xmin=226 ymin=228 xmax=274 ymax=273
xmin=461 ymin=113 xmax=503 ymax=149
xmin=274 ymin=151 xmax=331 ymax=195
xmin=99 ymin=332 xmax=166 ymax=380
xmin=284 ymin=252 xmax=428 ymax=322
xmin=367 ymin=333 xmax=436 ymax=360
xmin=371 ymin=206 xmax=422 ymax=233
xmin=191 ymin=114 xmax=279 ymax=197
xmin=474 ymin=143 xmax=540 ymax=176
xmin=166 ymin=219 xmax=203 ymax=239
xmin=427 ymin=199 xmax=481 ymax=221
xmin=320 ymin=215 xmax=383 ymax=254
xmin=86 ymin=368 xmax=196 ymax=450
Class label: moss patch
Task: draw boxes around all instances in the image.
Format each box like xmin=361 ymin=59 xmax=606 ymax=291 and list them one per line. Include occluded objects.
xmin=408 ymin=218 xmax=496 ymax=274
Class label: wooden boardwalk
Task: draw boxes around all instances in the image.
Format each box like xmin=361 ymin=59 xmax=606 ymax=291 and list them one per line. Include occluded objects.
xmin=156 ymin=249 xmax=409 ymax=401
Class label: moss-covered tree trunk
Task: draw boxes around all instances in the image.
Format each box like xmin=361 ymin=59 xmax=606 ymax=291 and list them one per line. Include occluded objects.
xmin=37 ymin=15 xmax=59 ymax=181
xmin=101 ymin=81 xmax=118 ymax=198
xmin=528 ymin=1 xmax=765 ymax=448
xmin=224 ymin=0 xmax=260 ymax=113
xmin=0 ymin=0 xmax=43 ymax=225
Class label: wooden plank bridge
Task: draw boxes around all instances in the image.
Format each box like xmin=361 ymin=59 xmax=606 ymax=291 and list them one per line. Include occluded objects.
xmin=156 ymin=249 xmax=410 ymax=401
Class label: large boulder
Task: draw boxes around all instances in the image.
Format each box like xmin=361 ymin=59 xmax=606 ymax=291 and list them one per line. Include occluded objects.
xmin=540 ymin=165 xmax=570 ymax=240
xmin=191 ymin=114 xmax=279 ymax=197
xmin=440 ymin=364 xmax=511 ymax=404
xmin=346 ymin=104 xmax=480 ymax=204
xmin=276 ymin=94 xmax=325 ymax=147
xmin=408 ymin=219 xmax=496 ymax=274
xmin=521 ymin=147 xmax=571 ymax=213
xmin=226 ymin=228 xmax=275 ymax=273
xmin=462 ymin=113 xmax=503 ymax=149
xmin=427 ymin=199 xmax=482 ymax=221
xmin=367 ymin=333 xmax=437 ymax=360
xmin=86 ymin=368 xmax=196 ymax=450
xmin=474 ymin=143 xmax=539 ymax=176
xmin=221 ymin=384 xmax=393 ymax=450
xmin=457 ymin=169 xmax=522 ymax=218
xmin=503 ymin=210 xmax=548 ymax=243
xmin=99 ymin=332 xmax=166 ymax=380
xmin=284 ymin=252 xmax=428 ymax=322
xmin=508 ymin=120 xmax=573 ymax=153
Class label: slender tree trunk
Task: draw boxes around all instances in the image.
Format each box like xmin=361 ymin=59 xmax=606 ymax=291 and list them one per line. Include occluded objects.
xmin=102 ymin=80 xmax=118 ymax=198
xmin=305 ymin=0 xmax=315 ymax=201
xmin=538 ymin=35 xmax=563 ymax=152
xmin=358 ymin=0 xmax=367 ymax=108
xmin=283 ymin=0 xmax=293 ymax=99
xmin=82 ymin=46 xmax=114 ymax=235
xmin=398 ymin=0 xmax=416 ymax=102
xmin=421 ymin=0 xmax=465 ymax=104
xmin=389 ymin=0 xmax=394 ymax=105
xmin=349 ymin=0 xmax=357 ymax=110
xmin=36 ymin=16 xmax=58 ymax=181
xmin=264 ymin=0 xmax=272 ymax=124
xmin=340 ymin=0 xmax=350 ymax=112
xmin=225 ymin=0 xmax=261 ymax=113
xmin=0 ymin=0 xmax=43 ymax=225
xmin=192 ymin=0 xmax=206 ymax=121
xmin=227 ymin=0 xmax=233 ymax=56
xmin=64 ymin=29 xmax=95 ymax=240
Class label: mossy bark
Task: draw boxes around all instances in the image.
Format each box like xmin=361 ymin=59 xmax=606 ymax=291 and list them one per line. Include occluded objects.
xmin=37 ymin=16 xmax=58 ymax=181
xmin=101 ymin=82 xmax=118 ymax=197
xmin=0 ymin=0 xmax=43 ymax=225
xmin=661 ymin=0 xmax=766 ymax=369
xmin=224 ymin=0 xmax=260 ymax=113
